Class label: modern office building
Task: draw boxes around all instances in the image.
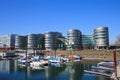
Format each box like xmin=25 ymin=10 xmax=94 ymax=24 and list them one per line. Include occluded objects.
xmin=94 ymin=27 xmax=109 ymax=49
xmin=82 ymin=35 xmax=94 ymax=49
xmin=67 ymin=29 xmax=82 ymax=50
xmin=45 ymin=32 xmax=62 ymax=50
xmin=15 ymin=35 xmax=27 ymax=50
xmin=0 ymin=34 xmax=16 ymax=50
xmin=27 ymin=34 xmax=44 ymax=49
xmin=0 ymin=27 xmax=110 ymax=50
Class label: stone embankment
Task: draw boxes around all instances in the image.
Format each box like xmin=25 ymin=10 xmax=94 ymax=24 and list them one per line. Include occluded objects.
xmin=43 ymin=50 xmax=120 ymax=60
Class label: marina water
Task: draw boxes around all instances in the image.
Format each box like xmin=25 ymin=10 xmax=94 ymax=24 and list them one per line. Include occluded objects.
xmin=0 ymin=60 xmax=111 ymax=80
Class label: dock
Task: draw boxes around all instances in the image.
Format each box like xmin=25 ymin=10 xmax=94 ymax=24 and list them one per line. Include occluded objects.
xmin=111 ymin=66 xmax=120 ymax=79
xmin=92 ymin=66 xmax=114 ymax=71
xmin=84 ymin=70 xmax=111 ymax=77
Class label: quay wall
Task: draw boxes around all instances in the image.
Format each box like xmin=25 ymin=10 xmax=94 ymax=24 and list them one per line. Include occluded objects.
xmin=43 ymin=50 xmax=120 ymax=60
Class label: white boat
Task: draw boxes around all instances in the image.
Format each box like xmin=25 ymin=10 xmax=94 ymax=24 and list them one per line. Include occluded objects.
xmin=44 ymin=56 xmax=51 ymax=60
xmin=18 ymin=54 xmax=32 ymax=65
xmin=68 ymin=54 xmax=82 ymax=62
xmin=30 ymin=60 xmax=48 ymax=67
xmin=73 ymin=54 xmax=82 ymax=59
xmin=18 ymin=59 xmax=30 ymax=67
xmin=60 ymin=57 xmax=69 ymax=63
xmin=73 ymin=54 xmax=82 ymax=61
xmin=48 ymin=57 xmax=61 ymax=67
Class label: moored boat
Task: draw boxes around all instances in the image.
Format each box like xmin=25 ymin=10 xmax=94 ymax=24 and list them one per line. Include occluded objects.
xmin=48 ymin=57 xmax=61 ymax=67
xmin=30 ymin=60 xmax=48 ymax=67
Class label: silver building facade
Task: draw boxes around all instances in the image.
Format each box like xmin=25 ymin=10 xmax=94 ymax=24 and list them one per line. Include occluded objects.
xmin=94 ymin=27 xmax=109 ymax=49
xmin=15 ymin=35 xmax=27 ymax=49
xmin=45 ymin=32 xmax=62 ymax=50
xmin=27 ymin=34 xmax=44 ymax=49
xmin=67 ymin=29 xmax=82 ymax=50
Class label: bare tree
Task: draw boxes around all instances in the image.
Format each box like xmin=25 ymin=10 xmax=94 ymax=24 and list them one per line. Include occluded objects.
xmin=115 ymin=35 xmax=120 ymax=44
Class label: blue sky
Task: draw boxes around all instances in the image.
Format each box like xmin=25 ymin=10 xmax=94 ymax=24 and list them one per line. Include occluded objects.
xmin=0 ymin=0 xmax=120 ymax=44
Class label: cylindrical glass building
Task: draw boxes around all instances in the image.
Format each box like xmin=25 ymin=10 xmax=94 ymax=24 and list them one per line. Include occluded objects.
xmin=67 ymin=29 xmax=82 ymax=50
xmin=15 ymin=35 xmax=27 ymax=49
xmin=94 ymin=27 xmax=109 ymax=49
xmin=45 ymin=32 xmax=62 ymax=50
xmin=27 ymin=34 xmax=44 ymax=49
xmin=15 ymin=35 xmax=23 ymax=49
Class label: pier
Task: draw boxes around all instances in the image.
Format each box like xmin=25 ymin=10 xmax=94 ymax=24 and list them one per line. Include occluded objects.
xmin=84 ymin=70 xmax=111 ymax=77
xmin=111 ymin=66 xmax=120 ymax=79
xmin=92 ymin=66 xmax=114 ymax=71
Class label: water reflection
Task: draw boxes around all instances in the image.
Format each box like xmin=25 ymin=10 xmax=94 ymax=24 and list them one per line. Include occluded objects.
xmin=0 ymin=60 xmax=111 ymax=80
xmin=0 ymin=60 xmax=18 ymax=73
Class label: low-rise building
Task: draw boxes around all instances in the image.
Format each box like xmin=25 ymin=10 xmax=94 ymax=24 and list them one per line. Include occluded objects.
xmin=82 ymin=35 xmax=94 ymax=49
